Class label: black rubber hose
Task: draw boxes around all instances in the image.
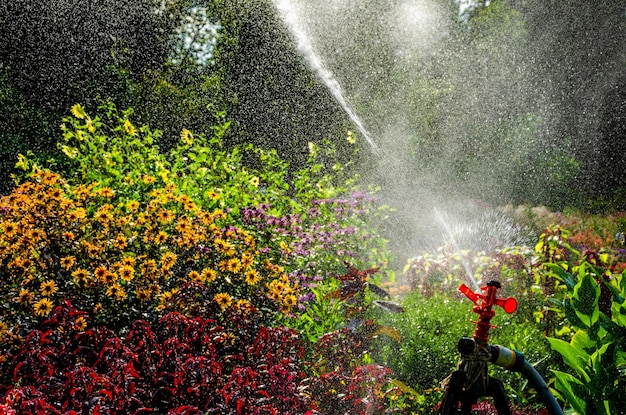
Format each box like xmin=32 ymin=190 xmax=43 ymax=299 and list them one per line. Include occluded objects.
xmin=490 ymin=345 xmax=563 ymax=415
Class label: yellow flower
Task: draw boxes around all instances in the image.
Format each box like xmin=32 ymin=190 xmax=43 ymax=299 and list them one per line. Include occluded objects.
xmin=106 ymin=283 xmax=127 ymax=301
xmin=157 ymin=209 xmax=174 ymax=223
xmin=155 ymin=231 xmax=168 ymax=245
xmin=2 ymin=221 xmax=18 ymax=239
xmin=97 ymin=187 xmax=115 ymax=198
xmin=176 ymin=217 xmax=192 ymax=233
xmin=283 ymin=294 xmax=297 ymax=308
xmin=86 ymin=118 xmax=96 ymax=133
xmin=113 ymin=234 xmax=127 ymax=250
xmin=33 ymin=298 xmax=54 ymax=317
xmin=161 ymin=252 xmax=177 ymax=270
xmin=241 ymin=253 xmax=254 ymax=268
xmin=280 ymin=241 xmax=291 ymax=254
xmin=16 ymin=289 xmax=34 ymax=304
xmin=67 ymin=208 xmax=87 ymax=222
xmin=74 ymin=316 xmax=88 ymax=331
xmin=188 ymin=270 xmax=202 ymax=282
xmin=18 ymin=257 xmax=33 ymax=270
xmin=22 ymin=274 xmax=35 ymax=286
xmin=28 ymin=228 xmax=44 ymax=243
xmin=142 ymin=175 xmax=156 ymax=185
xmin=93 ymin=303 xmax=103 ymax=314
xmin=127 ymin=200 xmax=140 ymax=213
xmin=124 ymin=119 xmax=137 ymax=136
xmin=180 ymin=128 xmax=193 ymax=145
xmin=226 ymin=258 xmax=242 ymax=274
xmin=47 ymin=187 xmax=64 ymax=200
xmin=71 ymin=104 xmax=87 ymax=119
xmin=72 ymin=268 xmax=92 ymax=286
xmin=243 ymin=235 xmax=256 ymax=248
xmin=141 ymin=259 xmax=158 ymax=280
xmin=135 ymin=288 xmax=152 ymax=302
xmin=205 ymin=190 xmax=220 ymax=201
xmin=214 ymin=238 xmax=235 ymax=256
xmin=346 ymin=130 xmax=357 ymax=144
xmin=158 ymin=169 xmax=170 ymax=183
xmin=244 ymin=269 xmax=260 ymax=286
xmin=62 ymin=231 xmax=75 ymax=241
xmin=249 ymin=176 xmax=260 ymax=187
xmin=201 ymin=268 xmax=217 ymax=283
xmin=121 ymin=256 xmax=136 ymax=267
xmin=215 ymin=331 xmax=235 ymax=345
xmin=94 ymin=266 xmax=108 ymax=281
xmin=214 ymin=293 xmax=233 ymax=311
xmin=40 ymin=280 xmax=58 ymax=297
xmin=118 ymin=265 xmax=135 ymax=282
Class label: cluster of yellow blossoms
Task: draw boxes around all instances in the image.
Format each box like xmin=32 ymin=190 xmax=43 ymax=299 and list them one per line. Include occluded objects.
xmin=0 ymin=170 xmax=300 ymax=343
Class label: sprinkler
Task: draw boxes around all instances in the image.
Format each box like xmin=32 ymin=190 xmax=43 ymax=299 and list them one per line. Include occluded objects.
xmin=438 ymin=281 xmax=563 ymax=415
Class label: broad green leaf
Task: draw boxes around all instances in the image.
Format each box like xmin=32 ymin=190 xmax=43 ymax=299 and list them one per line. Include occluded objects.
xmin=548 ymin=337 xmax=591 ymax=382
xmin=572 ymin=272 xmax=600 ymax=328
xmin=571 ymin=329 xmax=596 ymax=350
xmin=552 ymin=370 xmax=587 ymax=415
xmin=612 ymin=301 xmax=626 ymax=328
xmin=589 ymin=341 xmax=612 ymax=376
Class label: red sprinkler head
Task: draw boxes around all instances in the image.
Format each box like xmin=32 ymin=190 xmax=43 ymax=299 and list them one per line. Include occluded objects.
xmin=458 ymin=281 xmax=517 ymax=343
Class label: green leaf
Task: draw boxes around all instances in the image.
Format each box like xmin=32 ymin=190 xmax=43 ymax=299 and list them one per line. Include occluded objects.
xmin=571 ymin=329 xmax=596 ymax=350
xmin=611 ymin=301 xmax=626 ymax=328
xmin=571 ymin=271 xmax=600 ymax=328
xmin=552 ymin=370 xmax=587 ymax=415
xmin=548 ymin=337 xmax=591 ymax=382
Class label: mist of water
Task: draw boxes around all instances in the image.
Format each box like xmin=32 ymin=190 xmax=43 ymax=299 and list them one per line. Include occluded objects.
xmin=434 ymin=207 xmax=480 ymax=291
xmin=270 ymin=0 xmax=621 ymax=261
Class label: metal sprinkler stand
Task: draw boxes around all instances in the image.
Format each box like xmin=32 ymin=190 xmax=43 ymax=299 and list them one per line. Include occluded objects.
xmin=438 ymin=280 xmax=562 ymax=415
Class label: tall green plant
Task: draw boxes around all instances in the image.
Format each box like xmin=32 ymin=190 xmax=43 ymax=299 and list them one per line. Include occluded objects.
xmin=540 ymin=251 xmax=626 ymax=414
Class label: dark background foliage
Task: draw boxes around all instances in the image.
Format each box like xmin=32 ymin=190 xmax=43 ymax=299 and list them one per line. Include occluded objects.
xmin=0 ymin=0 xmax=625 ymax=209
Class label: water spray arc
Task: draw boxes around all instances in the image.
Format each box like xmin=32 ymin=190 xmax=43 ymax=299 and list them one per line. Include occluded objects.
xmin=272 ymin=0 xmax=380 ymax=154
xmin=434 ymin=208 xmax=480 ymax=291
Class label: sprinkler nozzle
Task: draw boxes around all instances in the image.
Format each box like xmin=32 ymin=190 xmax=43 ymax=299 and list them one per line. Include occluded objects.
xmin=458 ymin=282 xmax=517 ymax=342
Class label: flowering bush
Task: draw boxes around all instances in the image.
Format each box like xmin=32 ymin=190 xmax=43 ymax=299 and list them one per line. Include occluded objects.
xmin=46 ymin=102 xmax=392 ymax=312
xmin=0 ymin=103 xmax=402 ymax=414
xmin=0 ymin=169 xmax=301 ymax=341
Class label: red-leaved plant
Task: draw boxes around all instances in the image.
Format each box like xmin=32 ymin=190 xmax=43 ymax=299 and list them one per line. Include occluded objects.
xmin=0 ymin=302 xmax=313 ymax=415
